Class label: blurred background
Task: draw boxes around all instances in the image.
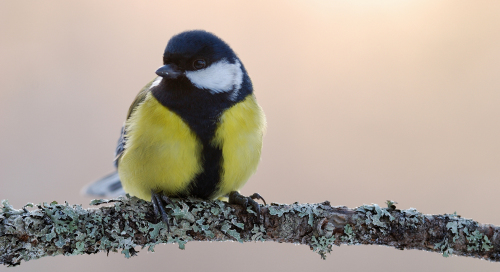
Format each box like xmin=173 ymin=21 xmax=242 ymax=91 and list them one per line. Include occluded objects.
xmin=1 ymin=0 xmax=500 ymax=271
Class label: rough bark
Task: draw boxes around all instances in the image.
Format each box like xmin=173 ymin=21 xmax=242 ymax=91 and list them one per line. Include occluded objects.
xmin=1 ymin=196 xmax=499 ymax=266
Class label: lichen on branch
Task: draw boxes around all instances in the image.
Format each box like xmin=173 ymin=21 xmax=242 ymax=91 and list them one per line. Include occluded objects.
xmin=1 ymin=196 xmax=499 ymax=266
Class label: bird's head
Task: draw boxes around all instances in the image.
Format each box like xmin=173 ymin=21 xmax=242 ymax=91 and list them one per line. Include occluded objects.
xmin=154 ymin=30 xmax=248 ymax=101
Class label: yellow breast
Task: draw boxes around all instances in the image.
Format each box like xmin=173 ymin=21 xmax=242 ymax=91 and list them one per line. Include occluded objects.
xmin=118 ymin=92 xmax=266 ymax=201
xmin=118 ymin=92 xmax=203 ymax=200
xmin=212 ymin=94 xmax=266 ymax=198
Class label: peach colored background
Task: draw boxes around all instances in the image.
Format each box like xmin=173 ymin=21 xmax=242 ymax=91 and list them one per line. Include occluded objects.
xmin=1 ymin=1 xmax=500 ymax=271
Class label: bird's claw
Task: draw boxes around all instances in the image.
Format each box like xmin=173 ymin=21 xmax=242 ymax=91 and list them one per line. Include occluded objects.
xmin=228 ymin=191 xmax=266 ymax=222
xmin=151 ymin=190 xmax=173 ymax=232
xmin=248 ymin=192 xmax=267 ymax=206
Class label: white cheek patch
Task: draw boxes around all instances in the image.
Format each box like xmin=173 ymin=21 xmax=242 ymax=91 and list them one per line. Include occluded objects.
xmin=185 ymin=59 xmax=243 ymax=99
xmin=149 ymin=77 xmax=162 ymax=89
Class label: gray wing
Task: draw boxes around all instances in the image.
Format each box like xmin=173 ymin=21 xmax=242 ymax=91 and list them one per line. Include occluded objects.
xmin=81 ymin=171 xmax=125 ymax=197
xmin=114 ymin=125 xmax=126 ymax=168
xmin=114 ymin=78 xmax=156 ymax=167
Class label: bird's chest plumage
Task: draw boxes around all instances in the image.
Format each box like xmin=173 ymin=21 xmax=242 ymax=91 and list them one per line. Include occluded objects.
xmin=118 ymin=92 xmax=265 ymax=201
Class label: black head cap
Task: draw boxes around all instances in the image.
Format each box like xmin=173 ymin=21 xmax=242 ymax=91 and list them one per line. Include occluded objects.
xmin=163 ymin=30 xmax=238 ymax=70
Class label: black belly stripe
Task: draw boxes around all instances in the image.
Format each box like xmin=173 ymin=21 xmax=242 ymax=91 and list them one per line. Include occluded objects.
xmin=151 ymin=77 xmax=242 ymax=199
xmin=170 ymin=115 xmax=223 ymax=199
xmin=187 ymin=138 xmax=223 ymax=199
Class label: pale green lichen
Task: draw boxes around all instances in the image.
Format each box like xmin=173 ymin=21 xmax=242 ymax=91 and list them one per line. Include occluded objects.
xmin=341 ymin=224 xmax=355 ymax=244
xmin=226 ymin=229 xmax=242 ymax=242
xmin=385 ymin=200 xmax=397 ymax=209
xmin=310 ymin=235 xmax=336 ymax=260
xmin=399 ymin=208 xmax=422 ymax=229
xmin=435 ymin=238 xmax=454 ymax=257
xmin=296 ymin=204 xmax=316 ymax=227
xmin=465 ymin=229 xmax=492 ymax=252
xmin=246 ymin=207 xmax=257 ymax=215
xmin=170 ymin=202 xmax=195 ymax=223
xmin=231 ymin=219 xmax=244 ymax=230
xmin=210 ymin=207 xmax=220 ymax=216
xmin=250 ymin=224 xmax=265 ymax=242
xmin=435 ymin=217 xmax=462 ymax=257
xmin=446 ymin=220 xmax=465 ymax=243
xmin=355 ymin=204 xmax=395 ymax=235
xmin=2 ymin=195 xmax=266 ymax=266
xmin=268 ymin=205 xmax=288 ymax=217
xmin=8 ymin=198 xmax=493 ymax=265
xmin=147 ymin=222 xmax=164 ymax=239
xmin=433 ymin=213 xmax=493 ymax=258
xmin=483 ymin=236 xmax=493 ymax=251
xmin=267 ymin=202 xmax=342 ymax=259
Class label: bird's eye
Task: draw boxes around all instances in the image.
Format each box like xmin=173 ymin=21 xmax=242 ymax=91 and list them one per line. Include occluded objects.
xmin=193 ymin=59 xmax=206 ymax=70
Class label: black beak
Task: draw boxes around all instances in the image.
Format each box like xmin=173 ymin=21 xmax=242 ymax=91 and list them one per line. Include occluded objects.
xmin=155 ymin=64 xmax=182 ymax=79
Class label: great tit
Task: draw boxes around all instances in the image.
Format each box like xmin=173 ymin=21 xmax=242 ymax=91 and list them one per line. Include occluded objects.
xmin=85 ymin=30 xmax=266 ymax=228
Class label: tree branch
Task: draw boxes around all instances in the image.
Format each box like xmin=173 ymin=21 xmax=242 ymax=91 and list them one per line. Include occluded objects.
xmin=1 ymin=196 xmax=499 ymax=266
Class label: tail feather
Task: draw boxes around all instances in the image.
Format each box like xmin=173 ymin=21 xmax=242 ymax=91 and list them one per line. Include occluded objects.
xmin=82 ymin=172 xmax=125 ymax=197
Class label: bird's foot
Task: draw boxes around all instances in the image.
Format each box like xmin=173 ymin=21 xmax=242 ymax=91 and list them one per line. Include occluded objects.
xmin=228 ymin=191 xmax=267 ymax=221
xmin=151 ymin=190 xmax=173 ymax=232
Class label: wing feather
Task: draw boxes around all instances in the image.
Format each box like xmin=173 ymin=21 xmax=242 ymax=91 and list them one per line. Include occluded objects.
xmin=114 ymin=77 xmax=160 ymax=167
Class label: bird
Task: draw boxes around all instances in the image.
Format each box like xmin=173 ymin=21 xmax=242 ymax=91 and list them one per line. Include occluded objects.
xmin=85 ymin=30 xmax=266 ymax=230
